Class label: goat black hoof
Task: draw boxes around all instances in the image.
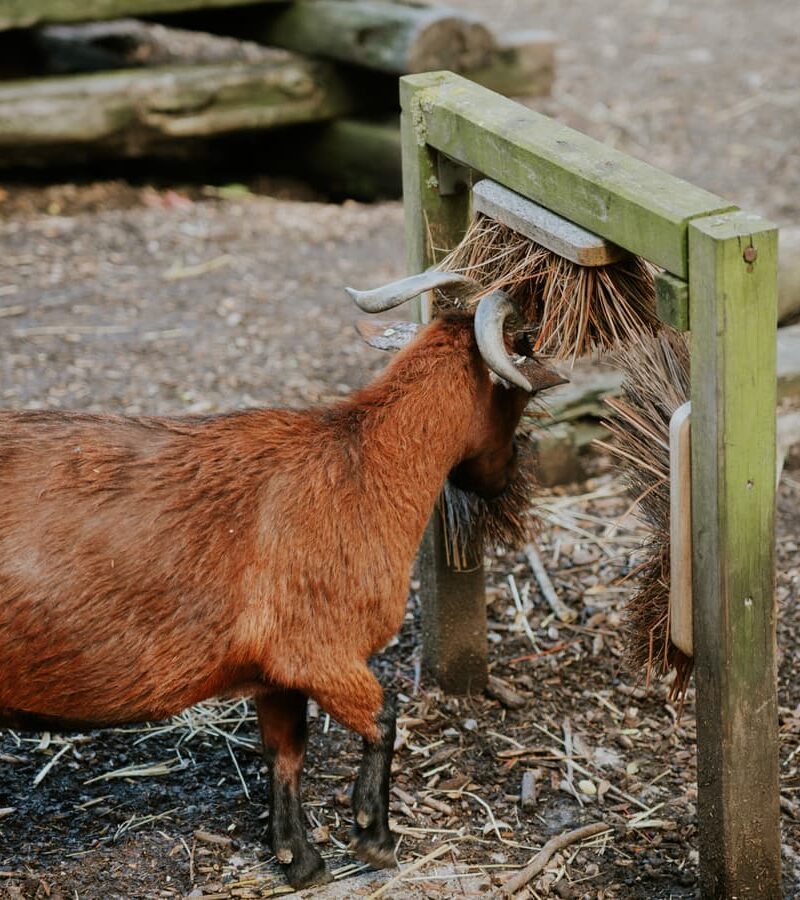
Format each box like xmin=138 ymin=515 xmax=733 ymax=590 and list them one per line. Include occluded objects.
xmin=351 ymin=828 xmax=397 ymax=870
xmin=282 ymin=845 xmax=331 ymax=889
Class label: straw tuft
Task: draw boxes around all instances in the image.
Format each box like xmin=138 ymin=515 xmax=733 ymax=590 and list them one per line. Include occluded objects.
xmin=599 ymin=328 xmax=693 ymax=698
xmin=440 ymin=439 xmax=541 ymax=570
xmin=438 ymin=215 xmax=660 ymax=362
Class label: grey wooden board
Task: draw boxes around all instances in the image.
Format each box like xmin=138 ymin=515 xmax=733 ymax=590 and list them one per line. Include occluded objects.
xmin=472 ymin=179 xmax=626 ymax=266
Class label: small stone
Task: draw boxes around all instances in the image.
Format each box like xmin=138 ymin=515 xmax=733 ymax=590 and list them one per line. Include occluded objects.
xmin=578 ymin=779 xmax=597 ymax=796
xmin=463 ymin=718 xmax=478 ymax=731
xmin=521 ymin=769 xmax=538 ymax=808
xmin=485 ymin=675 xmax=526 ymax=709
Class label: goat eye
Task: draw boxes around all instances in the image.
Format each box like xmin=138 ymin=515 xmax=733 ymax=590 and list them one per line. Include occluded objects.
xmin=513 ymin=333 xmax=533 ymax=356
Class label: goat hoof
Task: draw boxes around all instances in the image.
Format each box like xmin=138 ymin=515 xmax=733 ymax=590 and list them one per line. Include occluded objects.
xmin=285 ymin=846 xmax=331 ymax=889
xmin=351 ymin=833 xmax=397 ymax=870
xmin=276 ymin=847 xmax=294 ymax=865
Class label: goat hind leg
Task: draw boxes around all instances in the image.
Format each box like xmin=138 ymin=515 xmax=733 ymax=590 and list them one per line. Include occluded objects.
xmin=312 ymin=666 xmax=397 ymax=868
xmin=256 ymin=690 xmax=330 ymax=888
xmin=351 ymin=692 xmax=397 ymax=868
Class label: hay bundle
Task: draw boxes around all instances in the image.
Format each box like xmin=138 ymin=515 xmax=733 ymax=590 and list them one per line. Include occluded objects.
xmin=439 ymin=215 xmax=660 ymax=362
xmin=597 ymin=328 xmax=693 ymax=698
xmin=441 ymin=439 xmax=541 ymax=569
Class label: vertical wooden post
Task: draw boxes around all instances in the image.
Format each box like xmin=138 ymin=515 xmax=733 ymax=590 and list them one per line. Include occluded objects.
xmin=688 ymin=211 xmax=781 ymax=897
xmin=400 ymin=77 xmax=488 ymax=693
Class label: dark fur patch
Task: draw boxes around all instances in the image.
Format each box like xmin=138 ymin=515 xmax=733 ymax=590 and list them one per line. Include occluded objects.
xmin=440 ymin=440 xmax=540 ymax=569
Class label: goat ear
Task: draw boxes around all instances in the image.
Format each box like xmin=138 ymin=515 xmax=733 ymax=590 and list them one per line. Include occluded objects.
xmin=356 ymin=319 xmax=420 ymax=352
xmin=517 ymin=357 xmax=570 ymax=392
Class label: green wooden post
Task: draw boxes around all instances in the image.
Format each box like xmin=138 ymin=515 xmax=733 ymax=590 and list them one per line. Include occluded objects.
xmin=400 ymin=77 xmax=488 ymax=694
xmin=688 ymin=212 xmax=780 ymax=897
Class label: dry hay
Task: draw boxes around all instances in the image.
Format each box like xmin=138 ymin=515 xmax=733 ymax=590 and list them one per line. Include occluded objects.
xmin=438 ymin=215 xmax=659 ymax=362
xmin=441 ymin=439 xmax=541 ymax=570
xmin=597 ymin=328 xmax=693 ymax=697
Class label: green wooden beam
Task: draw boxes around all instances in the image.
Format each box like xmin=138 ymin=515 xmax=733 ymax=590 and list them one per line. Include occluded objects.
xmin=400 ymin=72 xmax=736 ymax=277
xmin=0 ymin=0 xmax=273 ymax=31
xmin=689 ymin=211 xmax=780 ymax=897
xmin=654 ymin=271 xmax=689 ymax=331
xmin=402 ymin=98 xmax=488 ymax=694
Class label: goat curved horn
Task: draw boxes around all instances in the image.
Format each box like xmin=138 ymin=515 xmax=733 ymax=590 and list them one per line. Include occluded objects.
xmin=345 ymin=270 xmax=475 ymax=313
xmin=474 ymin=291 xmax=532 ymax=392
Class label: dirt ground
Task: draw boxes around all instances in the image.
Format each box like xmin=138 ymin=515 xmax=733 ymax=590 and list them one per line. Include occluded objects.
xmin=1 ymin=0 xmax=799 ymax=897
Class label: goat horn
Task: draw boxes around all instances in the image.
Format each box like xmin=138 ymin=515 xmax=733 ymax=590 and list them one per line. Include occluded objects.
xmin=345 ymin=269 xmax=475 ymax=313
xmin=474 ymin=291 xmax=533 ymax=392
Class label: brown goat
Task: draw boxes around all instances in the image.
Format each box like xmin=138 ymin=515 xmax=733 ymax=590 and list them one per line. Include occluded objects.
xmin=0 ymin=279 xmax=565 ymax=887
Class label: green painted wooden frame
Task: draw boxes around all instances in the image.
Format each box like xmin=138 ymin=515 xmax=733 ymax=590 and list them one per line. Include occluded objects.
xmin=401 ymin=71 xmax=780 ymax=898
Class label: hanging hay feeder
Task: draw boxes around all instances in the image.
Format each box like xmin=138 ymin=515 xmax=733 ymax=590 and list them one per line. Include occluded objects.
xmin=437 ymin=180 xmax=661 ymax=362
xmin=596 ymin=328 xmax=693 ymax=698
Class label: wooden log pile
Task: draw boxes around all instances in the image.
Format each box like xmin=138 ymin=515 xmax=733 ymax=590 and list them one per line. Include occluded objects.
xmin=0 ymin=0 xmax=556 ymax=196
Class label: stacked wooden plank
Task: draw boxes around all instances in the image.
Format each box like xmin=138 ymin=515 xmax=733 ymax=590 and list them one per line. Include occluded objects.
xmin=0 ymin=1 xmax=556 ymax=195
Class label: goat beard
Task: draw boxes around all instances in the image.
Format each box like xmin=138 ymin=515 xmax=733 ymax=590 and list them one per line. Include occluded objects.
xmin=439 ymin=440 xmax=540 ymax=571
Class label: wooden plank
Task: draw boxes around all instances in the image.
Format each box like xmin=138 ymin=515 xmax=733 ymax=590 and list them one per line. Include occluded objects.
xmin=400 ymin=72 xmax=736 ymax=277
xmin=688 ymin=210 xmax=780 ymax=897
xmin=654 ymin=271 xmax=689 ymax=331
xmin=402 ymin=80 xmax=488 ymax=694
xmin=669 ymin=401 xmax=693 ymax=656
xmin=472 ymin=179 xmax=626 ymax=266
xmin=0 ymin=0 xmax=271 ymax=31
xmin=0 ymin=55 xmax=357 ymax=162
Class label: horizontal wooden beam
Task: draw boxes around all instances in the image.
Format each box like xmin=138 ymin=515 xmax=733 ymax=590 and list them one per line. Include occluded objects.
xmin=400 ymin=72 xmax=735 ymax=276
xmin=0 ymin=0 xmax=272 ymax=31
xmin=0 ymin=55 xmax=357 ymax=162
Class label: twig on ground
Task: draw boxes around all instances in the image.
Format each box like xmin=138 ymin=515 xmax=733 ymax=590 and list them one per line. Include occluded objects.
xmin=502 ymin=822 xmax=611 ymax=896
xmin=524 ymin=543 xmax=577 ymax=622
xmin=367 ymin=842 xmax=452 ymax=898
xmin=32 ymin=743 xmax=72 ymax=788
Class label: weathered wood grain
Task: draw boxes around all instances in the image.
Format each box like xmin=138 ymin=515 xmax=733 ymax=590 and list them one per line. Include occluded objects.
xmin=402 ymin=77 xmax=487 ymax=694
xmin=688 ymin=210 xmax=781 ymax=897
xmin=401 ymin=71 xmax=736 ymax=277
xmin=654 ymin=271 xmax=689 ymax=330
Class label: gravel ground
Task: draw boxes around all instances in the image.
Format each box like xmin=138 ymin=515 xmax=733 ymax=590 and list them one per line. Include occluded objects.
xmin=1 ymin=0 xmax=799 ymax=897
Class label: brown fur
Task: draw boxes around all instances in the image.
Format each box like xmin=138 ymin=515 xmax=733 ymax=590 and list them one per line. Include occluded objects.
xmin=0 ymin=316 xmax=534 ymax=742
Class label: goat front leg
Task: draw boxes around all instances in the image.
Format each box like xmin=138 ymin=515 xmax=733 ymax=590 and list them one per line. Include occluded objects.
xmin=313 ymin=667 xmax=397 ymax=869
xmin=256 ymin=690 xmax=331 ymax=889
